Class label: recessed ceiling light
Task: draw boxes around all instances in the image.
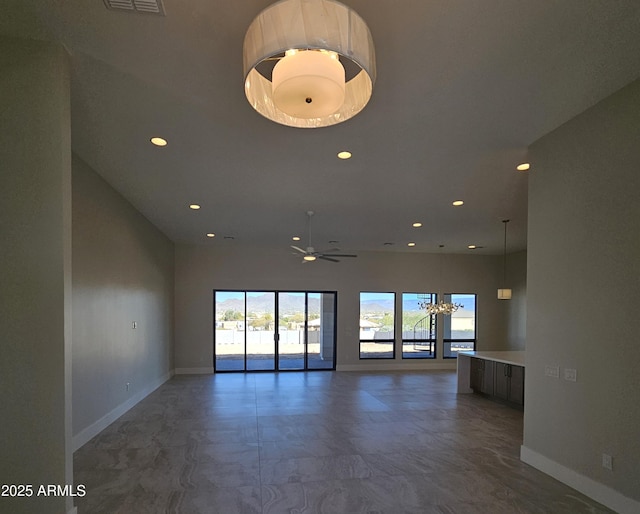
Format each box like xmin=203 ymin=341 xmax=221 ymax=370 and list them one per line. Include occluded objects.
xmin=412 ymin=222 xmax=422 ymax=228
xmin=206 ymin=233 xmax=215 ymax=238
xmin=407 ymin=242 xmax=416 ymax=247
xmin=452 ymin=200 xmax=464 ymax=206
xmin=150 ymin=137 xmax=167 ymax=147
xmin=383 ymin=242 xmax=394 ymax=246
xmin=337 ymin=151 xmax=352 ymax=160
xmin=292 ymin=236 xmax=301 ymax=241
xmin=468 ymin=245 xmax=477 ymax=249
xmin=189 ymin=204 xmax=201 ymax=210
xmin=328 ymin=240 xmax=339 ymax=244
xmin=517 ymin=163 xmax=530 ymax=171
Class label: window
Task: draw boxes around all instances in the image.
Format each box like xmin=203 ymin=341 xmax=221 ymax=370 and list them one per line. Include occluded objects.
xmin=401 ymin=293 xmax=436 ymax=359
xmin=359 ymin=292 xmax=395 ymax=359
xmin=443 ymin=293 xmax=476 ymax=358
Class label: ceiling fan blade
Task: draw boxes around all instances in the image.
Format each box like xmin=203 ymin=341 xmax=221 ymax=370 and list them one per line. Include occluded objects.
xmin=291 ymin=245 xmax=307 ymax=254
xmin=320 ymin=253 xmax=357 ymax=258
xmin=318 ymin=255 xmax=340 ymax=263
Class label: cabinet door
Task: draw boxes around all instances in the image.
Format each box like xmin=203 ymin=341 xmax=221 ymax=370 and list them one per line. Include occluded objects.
xmin=480 ymin=360 xmax=494 ymax=395
xmin=509 ymin=365 xmax=525 ymax=405
xmin=470 ymin=358 xmax=483 ymax=391
xmin=493 ymin=362 xmax=509 ymax=401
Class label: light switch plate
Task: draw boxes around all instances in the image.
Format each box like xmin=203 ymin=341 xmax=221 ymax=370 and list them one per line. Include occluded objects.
xmin=564 ymin=368 xmax=577 ymax=382
xmin=545 ymin=365 xmax=560 ymax=378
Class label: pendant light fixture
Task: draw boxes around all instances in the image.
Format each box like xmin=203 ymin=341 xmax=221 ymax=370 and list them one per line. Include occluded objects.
xmin=497 ymin=219 xmax=512 ymax=300
xmin=243 ymin=0 xmax=376 ymax=128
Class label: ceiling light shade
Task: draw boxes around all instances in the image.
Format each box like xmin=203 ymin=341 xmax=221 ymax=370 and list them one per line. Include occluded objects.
xmin=150 ymin=137 xmax=167 ymax=146
xmin=497 ymin=288 xmax=512 ymax=300
xmin=243 ymin=0 xmax=376 ymax=128
xmin=272 ymin=50 xmax=345 ymax=118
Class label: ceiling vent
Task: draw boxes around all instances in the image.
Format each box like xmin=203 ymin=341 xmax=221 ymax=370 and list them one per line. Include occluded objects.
xmin=103 ymin=0 xmax=166 ymax=15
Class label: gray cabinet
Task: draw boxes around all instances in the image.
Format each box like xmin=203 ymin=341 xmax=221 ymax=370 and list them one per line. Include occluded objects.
xmin=470 ymin=358 xmax=524 ymax=407
xmin=470 ymin=357 xmax=494 ymax=396
xmin=493 ymin=362 xmax=524 ymax=406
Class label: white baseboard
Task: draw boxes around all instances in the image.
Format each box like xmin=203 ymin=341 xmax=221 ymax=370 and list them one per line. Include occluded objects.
xmin=174 ymin=367 xmax=214 ymax=374
xmin=72 ymin=370 xmax=174 ymax=451
xmin=337 ymin=362 xmax=457 ymax=372
xmin=520 ymin=445 xmax=640 ymax=514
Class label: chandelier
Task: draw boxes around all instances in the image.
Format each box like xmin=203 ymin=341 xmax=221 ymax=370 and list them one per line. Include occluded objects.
xmin=418 ymin=298 xmax=462 ymax=316
xmin=243 ymin=0 xmax=376 ymax=128
xmin=417 ymin=247 xmax=462 ymax=316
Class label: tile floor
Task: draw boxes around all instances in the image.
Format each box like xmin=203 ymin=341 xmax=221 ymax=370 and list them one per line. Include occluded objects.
xmin=74 ymin=370 xmax=613 ymax=513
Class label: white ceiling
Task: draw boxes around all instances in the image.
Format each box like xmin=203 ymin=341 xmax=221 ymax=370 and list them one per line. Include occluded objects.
xmin=4 ymin=0 xmax=640 ymax=254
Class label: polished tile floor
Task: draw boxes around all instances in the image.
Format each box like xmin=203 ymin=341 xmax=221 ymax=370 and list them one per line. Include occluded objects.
xmin=74 ymin=371 xmax=613 ymax=513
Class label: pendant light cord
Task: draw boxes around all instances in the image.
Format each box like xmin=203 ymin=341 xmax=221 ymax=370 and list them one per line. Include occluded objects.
xmin=502 ymin=219 xmax=509 ymax=286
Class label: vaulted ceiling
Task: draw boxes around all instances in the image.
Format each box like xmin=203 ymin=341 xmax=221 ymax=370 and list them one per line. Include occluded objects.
xmin=3 ymin=0 xmax=640 ymax=254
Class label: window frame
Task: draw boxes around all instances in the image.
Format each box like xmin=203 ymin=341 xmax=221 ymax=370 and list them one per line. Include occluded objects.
xmin=442 ymin=292 xmax=477 ymax=359
xmin=401 ymin=292 xmax=437 ymax=359
xmin=358 ymin=291 xmax=396 ymax=360
xmin=213 ymin=289 xmax=338 ymax=372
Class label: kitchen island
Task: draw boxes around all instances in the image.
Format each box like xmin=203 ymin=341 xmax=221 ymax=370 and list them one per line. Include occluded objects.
xmin=457 ymin=351 xmax=525 ymax=406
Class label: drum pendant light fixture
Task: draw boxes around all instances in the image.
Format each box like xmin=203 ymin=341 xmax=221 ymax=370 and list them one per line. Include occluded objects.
xmin=243 ymin=0 xmax=376 ymax=128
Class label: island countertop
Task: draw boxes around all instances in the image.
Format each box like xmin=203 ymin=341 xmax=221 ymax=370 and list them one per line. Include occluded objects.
xmin=457 ymin=350 xmax=525 ymax=367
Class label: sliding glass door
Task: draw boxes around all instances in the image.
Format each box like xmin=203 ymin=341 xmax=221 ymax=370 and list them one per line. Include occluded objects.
xmin=247 ymin=292 xmax=276 ymax=371
xmin=214 ymin=291 xmax=246 ymax=371
xmin=214 ymin=290 xmax=336 ymax=372
xmin=278 ymin=292 xmax=305 ymax=370
xmin=307 ymin=292 xmax=335 ymax=369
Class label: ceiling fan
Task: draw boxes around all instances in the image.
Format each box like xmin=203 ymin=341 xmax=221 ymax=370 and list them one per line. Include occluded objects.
xmin=291 ymin=211 xmax=358 ymax=263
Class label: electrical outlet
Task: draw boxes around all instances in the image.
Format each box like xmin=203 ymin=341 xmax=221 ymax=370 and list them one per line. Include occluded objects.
xmin=602 ymin=453 xmax=613 ymax=471
xmin=545 ymin=365 xmax=560 ymax=378
xmin=564 ymin=368 xmax=577 ymax=382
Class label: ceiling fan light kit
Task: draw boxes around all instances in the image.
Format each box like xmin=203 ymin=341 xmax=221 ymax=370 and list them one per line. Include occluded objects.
xmin=243 ymin=0 xmax=376 ymax=128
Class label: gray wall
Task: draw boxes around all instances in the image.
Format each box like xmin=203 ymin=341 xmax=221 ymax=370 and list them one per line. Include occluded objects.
xmin=72 ymin=155 xmax=175 ymax=439
xmin=524 ymin=80 xmax=640 ymax=507
xmin=505 ymin=250 xmax=527 ymax=350
xmin=175 ymin=244 xmax=522 ymax=371
xmin=0 ymin=38 xmax=73 ymax=514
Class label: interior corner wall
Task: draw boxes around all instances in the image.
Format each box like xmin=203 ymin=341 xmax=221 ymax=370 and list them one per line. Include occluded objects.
xmin=174 ymin=244 xmax=521 ymax=372
xmin=0 ymin=37 xmax=72 ymax=514
xmin=505 ymin=250 xmax=527 ymax=350
xmin=523 ymin=80 xmax=640 ymax=512
xmin=72 ymin=155 xmax=174 ymax=448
